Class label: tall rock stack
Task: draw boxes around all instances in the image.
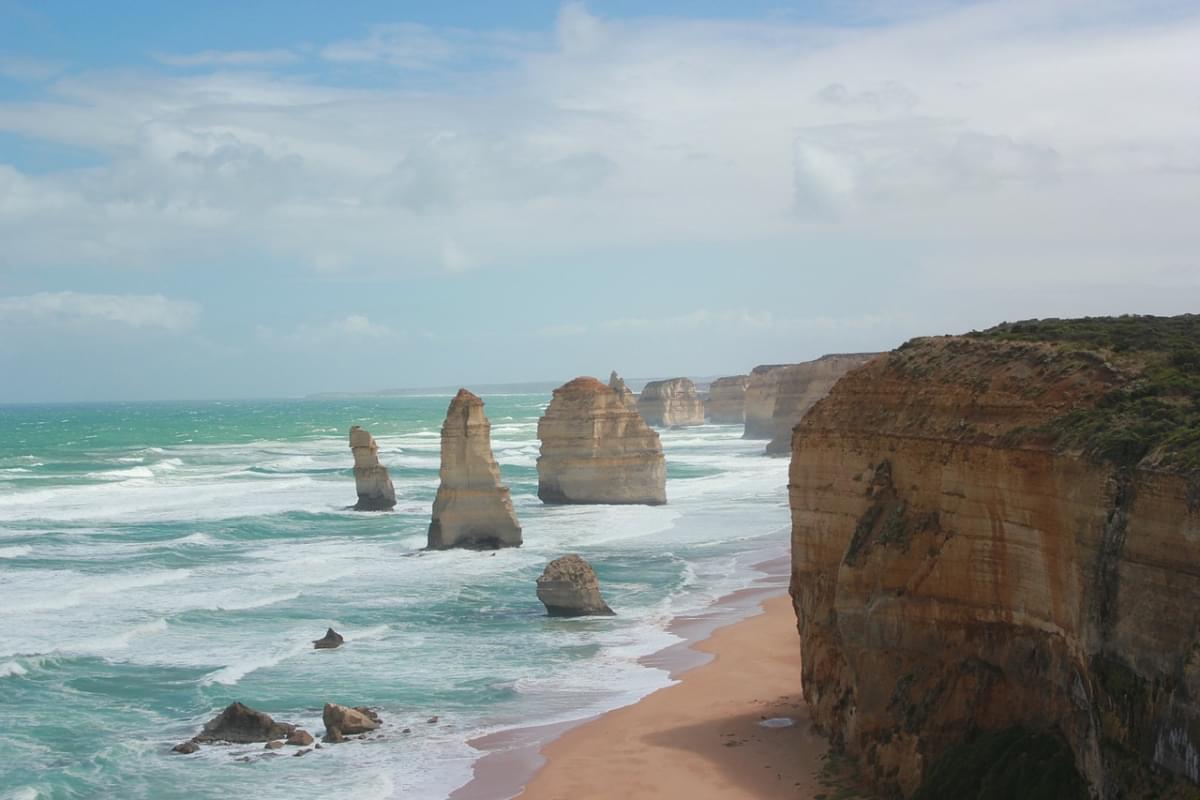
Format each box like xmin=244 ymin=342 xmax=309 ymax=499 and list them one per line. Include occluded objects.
xmin=742 ymin=364 xmax=796 ymax=438
xmin=763 ymin=354 xmax=878 ymax=455
xmin=608 ymin=370 xmax=638 ymax=410
xmin=537 ymin=377 xmax=667 ymax=505
xmin=349 ymin=426 xmax=396 ymax=511
xmin=637 ymin=377 xmax=705 ymax=427
xmin=705 ymin=375 xmax=748 ymax=423
xmin=428 ymin=389 xmax=522 ymax=550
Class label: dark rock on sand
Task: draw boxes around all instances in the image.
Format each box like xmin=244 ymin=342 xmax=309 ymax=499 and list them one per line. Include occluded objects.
xmin=313 ymin=628 xmax=344 ymax=649
xmin=194 ymin=702 xmax=295 ymax=744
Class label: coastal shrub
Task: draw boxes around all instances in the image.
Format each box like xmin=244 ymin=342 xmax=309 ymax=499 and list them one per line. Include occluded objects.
xmin=911 ymin=726 xmax=1088 ymax=800
xmin=968 ymin=315 xmax=1200 ymax=475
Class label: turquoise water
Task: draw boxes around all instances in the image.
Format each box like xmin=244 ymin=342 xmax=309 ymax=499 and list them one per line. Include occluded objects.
xmin=0 ymin=396 xmax=790 ymax=799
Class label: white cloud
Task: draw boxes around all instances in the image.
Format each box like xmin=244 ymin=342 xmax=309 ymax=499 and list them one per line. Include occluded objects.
xmin=258 ymin=314 xmax=402 ymax=346
xmin=0 ymin=292 xmax=199 ymax=330
xmin=0 ymin=1 xmax=1196 ymax=288
xmin=0 ymin=54 xmax=66 ymax=82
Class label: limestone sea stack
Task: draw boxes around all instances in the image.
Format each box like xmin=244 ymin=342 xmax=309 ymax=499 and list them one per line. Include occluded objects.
xmin=762 ymin=353 xmax=878 ymax=455
xmin=741 ymin=364 xmax=796 ymax=438
xmin=537 ymin=377 xmax=666 ymax=505
xmin=608 ymin=370 xmax=638 ymax=410
xmin=789 ymin=316 xmax=1200 ymax=799
xmin=428 ymin=389 xmax=522 ymax=550
xmin=637 ymin=377 xmax=705 ymax=427
xmin=705 ymin=375 xmax=748 ymax=423
xmin=349 ymin=426 xmax=396 ymax=511
xmin=536 ymin=555 xmax=615 ymax=616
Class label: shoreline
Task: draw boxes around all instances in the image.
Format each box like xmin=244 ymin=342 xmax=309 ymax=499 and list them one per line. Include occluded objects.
xmin=451 ymin=550 xmax=817 ymax=800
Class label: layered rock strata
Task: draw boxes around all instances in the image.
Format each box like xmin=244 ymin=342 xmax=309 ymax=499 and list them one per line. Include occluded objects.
xmin=638 ymin=377 xmax=705 ymax=427
xmin=349 ymin=426 xmax=396 ymax=510
xmin=763 ymin=354 xmax=878 ymax=455
xmin=705 ymin=375 xmax=748 ymax=423
xmin=608 ymin=371 xmax=638 ymax=410
xmin=536 ymin=555 xmax=615 ymax=616
xmin=537 ymin=377 xmax=666 ymax=505
xmin=789 ymin=320 xmax=1200 ymax=799
xmin=742 ymin=364 xmax=797 ymax=438
xmin=428 ymin=389 xmax=522 ymax=550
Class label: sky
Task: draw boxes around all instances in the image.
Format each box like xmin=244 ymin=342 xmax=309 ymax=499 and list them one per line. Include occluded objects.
xmin=0 ymin=0 xmax=1198 ymax=402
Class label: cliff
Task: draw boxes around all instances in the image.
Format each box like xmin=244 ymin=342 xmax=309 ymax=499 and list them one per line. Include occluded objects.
xmin=743 ymin=364 xmax=796 ymax=438
xmin=789 ymin=315 xmax=1200 ymax=799
xmin=763 ymin=354 xmax=879 ymax=455
xmin=638 ymin=377 xmax=705 ymax=427
xmin=349 ymin=426 xmax=396 ymax=510
xmin=428 ymin=389 xmax=522 ymax=550
xmin=537 ymin=377 xmax=667 ymax=505
xmin=706 ymin=375 xmax=748 ymax=423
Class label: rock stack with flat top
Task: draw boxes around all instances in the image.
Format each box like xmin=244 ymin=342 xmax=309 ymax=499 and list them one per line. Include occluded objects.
xmin=706 ymin=375 xmax=749 ymax=423
xmin=349 ymin=426 xmax=396 ymax=510
xmin=537 ymin=377 xmax=666 ymax=505
xmin=428 ymin=389 xmax=522 ymax=550
xmin=637 ymin=377 xmax=705 ymax=427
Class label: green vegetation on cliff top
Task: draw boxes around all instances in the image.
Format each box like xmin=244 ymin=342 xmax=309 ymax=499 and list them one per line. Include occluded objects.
xmin=968 ymin=314 xmax=1200 ymax=474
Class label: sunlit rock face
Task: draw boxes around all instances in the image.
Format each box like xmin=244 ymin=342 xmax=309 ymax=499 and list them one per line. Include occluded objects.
xmin=349 ymin=426 xmax=396 ymax=511
xmin=428 ymin=389 xmax=522 ymax=550
xmin=789 ymin=328 xmax=1200 ymax=799
xmin=638 ymin=377 xmax=705 ymax=427
xmin=537 ymin=377 xmax=666 ymax=505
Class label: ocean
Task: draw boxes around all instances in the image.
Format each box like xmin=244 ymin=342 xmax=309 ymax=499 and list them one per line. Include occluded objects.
xmin=0 ymin=395 xmax=790 ymax=799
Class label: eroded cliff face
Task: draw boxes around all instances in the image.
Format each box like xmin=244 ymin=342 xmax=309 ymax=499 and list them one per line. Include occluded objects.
xmin=638 ymin=377 xmax=705 ymax=427
xmin=763 ymin=354 xmax=879 ymax=455
xmin=743 ymin=364 xmax=795 ymax=439
xmin=537 ymin=377 xmax=667 ymax=505
xmin=428 ymin=389 xmax=522 ymax=550
xmin=706 ymin=375 xmax=748 ymax=424
xmin=789 ymin=331 xmax=1200 ymax=799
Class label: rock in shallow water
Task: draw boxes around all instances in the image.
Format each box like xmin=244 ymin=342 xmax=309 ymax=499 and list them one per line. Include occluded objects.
xmin=536 ymin=555 xmax=616 ymax=617
xmin=286 ymin=729 xmax=314 ymax=746
xmin=312 ymin=627 xmax=344 ymax=649
xmin=322 ymin=703 xmax=381 ymax=738
xmin=172 ymin=740 xmax=199 ymax=754
xmin=194 ymin=702 xmax=295 ymax=744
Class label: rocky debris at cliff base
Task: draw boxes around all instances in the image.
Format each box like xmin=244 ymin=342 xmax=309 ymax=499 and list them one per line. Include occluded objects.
xmin=286 ymin=729 xmax=314 ymax=746
xmin=537 ymin=377 xmax=667 ymax=505
xmin=322 ymin=703 xmax=381 ymax=739
xmin=428 ymin=389 xmax=523 ymax=550
xmin=312 ymin=627 xmax=344 ymax=649
xmin=193 ymin=702 xmax=296 ymax=744
xmin=349 ymin=425 xmax=396 ymax=511
xmin=638 ymin=377 xmax=705 ymax=427
xmin=536 ymin=555 xmax=616 ymax=617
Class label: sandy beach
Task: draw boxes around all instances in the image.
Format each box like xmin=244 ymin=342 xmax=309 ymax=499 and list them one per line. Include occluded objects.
xmin=514 ymin=592 xmax=829 ymax=799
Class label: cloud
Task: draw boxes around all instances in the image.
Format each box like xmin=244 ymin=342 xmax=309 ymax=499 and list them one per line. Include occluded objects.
xmin=257 ymin=314 xmax=402 ymax=346
xmin=0 ymin=292 xmax=199 ymax=330
xmin=154 ymin=49 xmax=299 ymax=67
xmin=601 ymin=308 xmax=910 ymax=334
xmin=0 ymin=54 xmax=66 ymax=82
xmin=0 ymin=2 xmax=1195 ymax=288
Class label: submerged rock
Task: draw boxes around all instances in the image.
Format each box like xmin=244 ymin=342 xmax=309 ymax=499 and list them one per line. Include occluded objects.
xmin=172 ymin=740 xmax=199 ymax=754
xmin=536 ymin=555 xmax=616 ymax=617
xmin=322 ymin=703 xmax=381 ymax=738
xmin=428 ymin=389 xmax=522 ymax=550
xmin=706 ymin=375 xmax=749 ymax=424
xmin=638 ymin=377 xmax=705 ymax=427
xmin=194 ymin=702 xmax=295 ymax=744
xmin=349 ymin=426 xmax=396 ymax=511
xmin=537 ymin=377 xmax=666 ymax=505
xmin=312 ymin=627 xmax=344 ymax=649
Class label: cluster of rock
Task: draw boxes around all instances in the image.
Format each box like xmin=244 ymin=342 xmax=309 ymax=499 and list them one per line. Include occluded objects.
xmin=637 ymin=377 xmax=705 ymax=427
xmin=789 ymin=330 xmax=1200 ymax=798
xmin=537 ymin=377 xmax=666 ymax=505
xmin=428 ymin=389 xmax=522 ymax=550
xmin=762 ymin=353 xmax=878 ymax=454
xmin=536 ymin=555 xmax=615 ymax=616
xmin=349 ymin=426 xmax=396 ymax=510
xmin=705 ymin=375 xmax=748 ymax=423
xmin=173 ymin=701 xmax=384 ymax=756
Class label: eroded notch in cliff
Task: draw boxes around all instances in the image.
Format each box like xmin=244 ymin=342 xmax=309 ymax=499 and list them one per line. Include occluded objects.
xmin=1092 ymin=470 xmax=1135 ymax=639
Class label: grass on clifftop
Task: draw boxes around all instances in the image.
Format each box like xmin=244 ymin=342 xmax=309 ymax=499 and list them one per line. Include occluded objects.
xmin=968 ymin=315 xmax=1200 ymax=475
